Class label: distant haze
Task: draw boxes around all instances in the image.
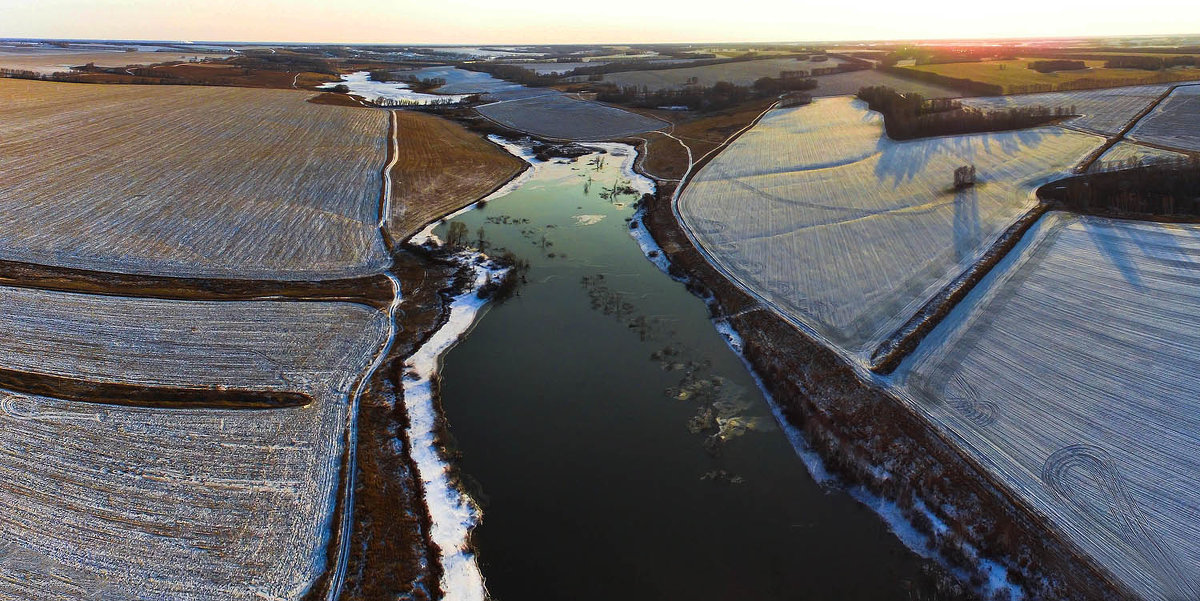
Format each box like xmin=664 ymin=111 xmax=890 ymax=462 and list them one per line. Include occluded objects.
xmin=2 ymin=0 xmax=1198 ymax=44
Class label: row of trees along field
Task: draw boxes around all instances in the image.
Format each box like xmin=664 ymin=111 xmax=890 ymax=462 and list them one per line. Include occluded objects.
xmin=596 ymin=77 xmax=817 ymax=112
xmin=1040 ymin=157 xmax=1200 ymax=217
xmin=856 ymin=86 xmax=1070 ymax=139
xmin=1106 ymin=55 xmax=1198 ymax=70
xmin=1 ymin=66 xmax=206 ymax=86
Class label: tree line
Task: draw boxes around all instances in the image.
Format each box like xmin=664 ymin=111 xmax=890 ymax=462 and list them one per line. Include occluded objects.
xmin=856 ymin=86 xmax=1070 ymax=139
xmin=1039 ymin=157 xmax=1200 ymax=218
xmin=596 ymin=77 xmax=816 ymax=112
xmin=1106 ymin=55 xmax=1197 ymax=70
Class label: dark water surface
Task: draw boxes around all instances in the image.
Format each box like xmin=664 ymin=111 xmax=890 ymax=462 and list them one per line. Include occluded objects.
xmin=434 ymin=145 xmax=946 ymax=600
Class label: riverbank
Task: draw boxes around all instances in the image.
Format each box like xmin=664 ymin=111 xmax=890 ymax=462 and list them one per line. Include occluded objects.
xmin=632 ymin=172 xmax=1133 ymax=599
xmin=323 ymin=108 xmax=531 ymax=601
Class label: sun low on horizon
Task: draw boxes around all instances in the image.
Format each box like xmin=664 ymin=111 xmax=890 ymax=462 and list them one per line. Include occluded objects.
xmin=3 ymin=0 xmax=1198 ymax=44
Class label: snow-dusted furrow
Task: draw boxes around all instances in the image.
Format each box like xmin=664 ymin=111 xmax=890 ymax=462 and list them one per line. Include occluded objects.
xmin=896 ymin=212 xmax=1200 ymax=601
xmin=0 ymin=78 xmax=390 ymax=280
xmin=678 ymin=97 xmax=1104 ymax=362
xmin=1127 ymin=84 xmax=1200 ymax=152
xmin=0 ymin=294 xmax=390 ymax=600
xmin=960 ymin=85 xmax=1180 ymax=137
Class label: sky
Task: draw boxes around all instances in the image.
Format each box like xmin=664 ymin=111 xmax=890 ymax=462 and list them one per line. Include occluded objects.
xmin=2 ymin=0 xmax=1198 ymax=45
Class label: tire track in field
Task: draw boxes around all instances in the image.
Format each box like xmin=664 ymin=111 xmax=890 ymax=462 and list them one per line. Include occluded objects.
xmin=1042 ymin=444 xmax=1200 ymax=599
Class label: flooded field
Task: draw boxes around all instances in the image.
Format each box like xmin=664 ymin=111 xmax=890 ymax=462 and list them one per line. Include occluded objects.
xmin=431 ymin=144 xmax=953 ymax=600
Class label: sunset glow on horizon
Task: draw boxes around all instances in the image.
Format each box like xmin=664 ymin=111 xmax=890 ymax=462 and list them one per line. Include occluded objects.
xmin=2 ymin=0 xmax=1199 ymax=45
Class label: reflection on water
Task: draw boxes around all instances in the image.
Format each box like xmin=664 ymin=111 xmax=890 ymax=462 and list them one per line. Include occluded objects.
xmin=433 ymin=144 xmax=960 ymax=600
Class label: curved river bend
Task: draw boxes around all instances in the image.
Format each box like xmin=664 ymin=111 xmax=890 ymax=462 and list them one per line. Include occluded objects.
xmin=431 ymin=143 xmax=951 ymax=600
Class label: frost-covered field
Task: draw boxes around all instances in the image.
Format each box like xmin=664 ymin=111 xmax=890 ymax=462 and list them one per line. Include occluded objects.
xmin=895 ymin=213 xmax=1200 ymax=601
xmin=0 ymin=286 xmax=387 ymax=388
xmin=579 ymin=57 xmax=848 ymax=90
xmin=1128 ymin=84 xmax=1200 ymax=151
xmin=476 ymin=94 xmax=666 ymax=140
xmin=1091 ymin=141 xmax=1190 ymax=171
xmin=678 ymin=97 xmax=1103 ymax=360
xmin=0 ymin=78 xmax=389 ymax=279
xmin=0 ymin=292 xmax=389 ymax=600
xmin=959 ymin=85 xmax=1175 ymax=136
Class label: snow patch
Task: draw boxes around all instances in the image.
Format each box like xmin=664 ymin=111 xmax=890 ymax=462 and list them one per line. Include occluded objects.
xmin=320 ymin=71 xmax=470 ymax=106
xmin=401 ymin=254 xmax=505 ymax=601
xmin=572 ymin=214 xmax=606 ymax=226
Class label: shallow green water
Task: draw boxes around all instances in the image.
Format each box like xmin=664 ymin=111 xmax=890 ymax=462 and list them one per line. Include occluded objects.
xmin=433 ymin=146 xmax=949 ymax=600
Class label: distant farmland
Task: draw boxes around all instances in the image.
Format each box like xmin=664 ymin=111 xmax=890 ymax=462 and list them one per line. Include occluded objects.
xmin=476 ymin=94 xmax=667 ymax=140
xmin=0 ymin=49 xmax=230 ymax=75
xmin=577 ymin=56 xmax=849 ymax=90
xmin=960 ymin=84 xmax=1177 ymax=136
xmin=0 ymin=78 xmax=390 ymax=279
xmin=1128 ymin=84 xmax=1200 ymax=151
xmin=898 ymin=213 xmax=1200 ymax=601
xmin=901 ymin=58 xmax=1200 ymax=94
xmin=0 ymin=289 xmax=389 ymax=600
xmin=809 ymin=69 xmax=961 ymax=98
xmin=677 ymin=97 xmax=1102 ymax=360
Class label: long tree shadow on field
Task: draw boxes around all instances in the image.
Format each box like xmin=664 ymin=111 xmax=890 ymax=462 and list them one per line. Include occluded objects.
xmin=872 ymin=126 xmax=1060 ymax=186
xmin=953 ymin=186 xmax=981 ymax=264
xmin=1081 ymin=216 xmax=1200 ymax=291
xmin=1083 ymin=219 xmax=1146 ymax=290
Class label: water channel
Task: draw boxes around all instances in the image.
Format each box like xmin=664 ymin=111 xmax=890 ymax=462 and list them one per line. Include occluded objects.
xmin=431 ymin=142 xmax=950 ymax=600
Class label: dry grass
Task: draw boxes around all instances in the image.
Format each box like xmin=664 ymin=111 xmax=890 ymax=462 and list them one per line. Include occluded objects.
xmin=388 ymin=110 xmax=525 ymax=241
xmin=628 ymin=97 xmax=777 ymax=181
xmin=0 ymin=78 xmax=390 ymax=279
xmin=308 ymin=91 xmax=369 ymax=107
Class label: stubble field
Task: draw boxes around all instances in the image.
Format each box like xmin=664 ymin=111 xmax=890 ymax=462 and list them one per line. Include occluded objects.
xmin=0 ymin=78 xmax=390 ymax=279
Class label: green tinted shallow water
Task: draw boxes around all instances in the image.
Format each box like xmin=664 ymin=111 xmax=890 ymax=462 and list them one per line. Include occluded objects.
xmin=433 ymin=144 xmax=948 ymax=600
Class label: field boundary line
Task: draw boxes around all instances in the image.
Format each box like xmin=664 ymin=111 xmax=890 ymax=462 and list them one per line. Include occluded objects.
xmin=0 ymin=260 xmax=395 ymax=308
xmin=323 ymin=108 xmax=405 ymax=601
xmin=0 ymin=369 xmax=310 ymax=410
xmin=1075 ymin=82 xmax=1200 ymax=173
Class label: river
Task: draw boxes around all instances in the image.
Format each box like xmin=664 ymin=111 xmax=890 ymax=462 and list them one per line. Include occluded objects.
xmin=430 ymin=142 xmax=952 ymax=600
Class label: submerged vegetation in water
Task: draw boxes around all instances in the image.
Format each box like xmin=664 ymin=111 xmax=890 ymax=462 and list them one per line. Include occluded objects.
xmin=579 ymin=273 xmax=770 ymax=457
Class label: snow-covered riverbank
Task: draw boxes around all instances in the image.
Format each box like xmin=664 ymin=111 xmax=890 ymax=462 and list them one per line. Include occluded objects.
xmin=320 ymin=71 xmax=470 ymax=105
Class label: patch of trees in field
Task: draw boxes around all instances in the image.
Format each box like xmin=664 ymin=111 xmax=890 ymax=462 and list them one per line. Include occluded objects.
xmin=1040 ymin=158 xmax=1200 ymax=218
xmin=1028 ymin=60 xmax=1088 ymax=73
xmin=857 ymin=86 xmax=1070 ymax=139
xmin=1106 ymin=55 xmax=1198 ymax=70
xmin=597 ymin=77 xmax=816 ymax=112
